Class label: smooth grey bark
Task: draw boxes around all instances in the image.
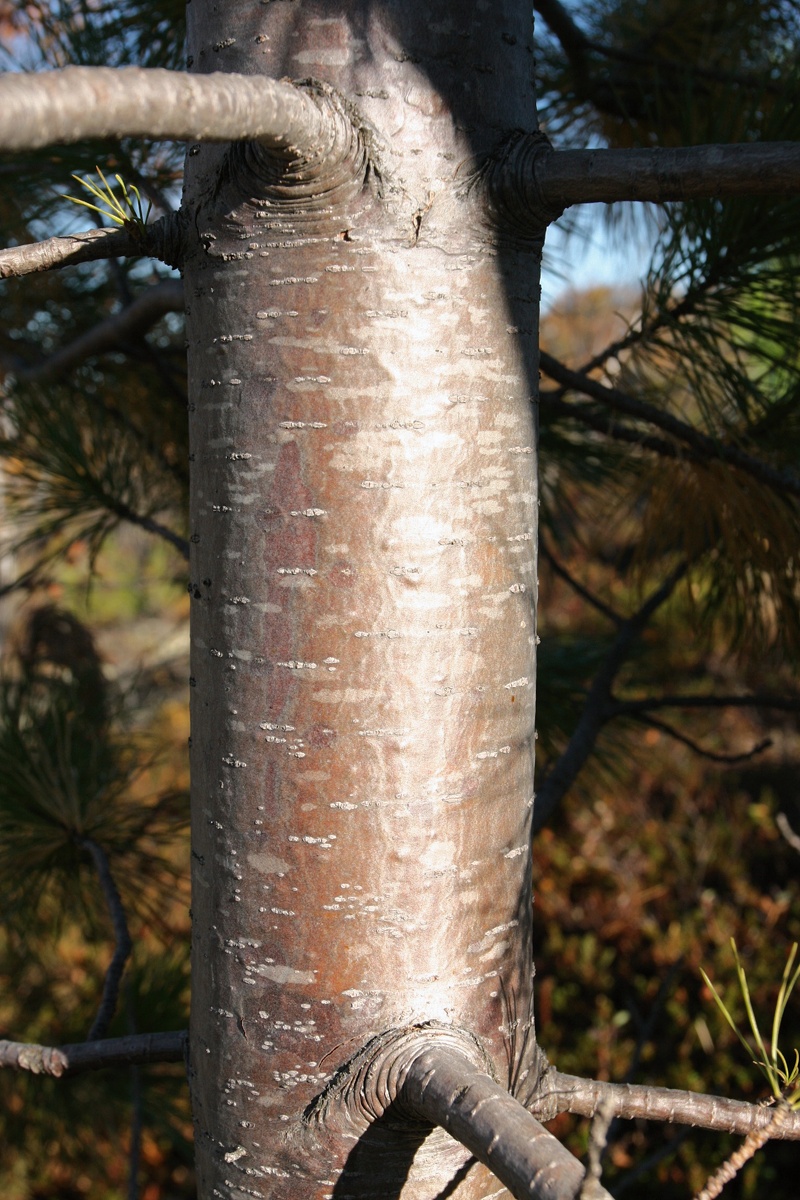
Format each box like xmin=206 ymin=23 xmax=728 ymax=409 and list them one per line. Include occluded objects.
xmin=183 ymin=2 xmax=540 ymax=1196
xmin=4 ymin=6 xmax=800 ymax=1199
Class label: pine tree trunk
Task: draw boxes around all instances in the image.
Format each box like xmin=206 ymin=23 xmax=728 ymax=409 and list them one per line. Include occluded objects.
xmin=183 ymin=3 xmax=543 ymax=1195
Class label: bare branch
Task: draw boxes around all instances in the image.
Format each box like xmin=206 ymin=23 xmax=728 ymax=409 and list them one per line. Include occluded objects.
xmin=0 ymin=1031 xmax=187 ymax=1077
xmin=79 ymin=837 xmax=133 ymax=1041
xmin=9 ymin=280 xmax=184 ymax=381
xmin=0 ymin=67 xmax=330 ymax=154
xmin=0 ymin=212 xmax=183 ymax=279
xmin=401 ymin=1043 xmax=613 ymax=1200
xmin=536 ymin=143 xmax=800 ymax=208
xmin=539 ymin=351 xmax=800 ymax=500
xmin=0 ymin=226 xmax=144 ymax=280
xmin=534 ymin=1069 xmax=800 ymax=1141
xmin=534 ymin=563 xmax=686 ymax=830
xmin=693 ymin=1104 xmax=793 ymax=1200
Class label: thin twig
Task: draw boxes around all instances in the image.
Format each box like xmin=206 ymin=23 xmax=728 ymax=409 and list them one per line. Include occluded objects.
xmin=0 ymin=1031 xmax=187 ymax=1077
xmin=608 ymin=693 xmax=800 ymax=717
xmin=578 ymin=1097 xmax=614 ymax=1200
xmin=629 ymin=713 xmax=772 ymax=765
xmin=78 ymin=836 xmax=133 ymax=1041
xmin=539 ymin=538 xmax=623 ymax=626
xmin=693 ymin=1101 xmax=793 ymax=1200
xmin=533 ymin=1069 xmax=800 ymax=1141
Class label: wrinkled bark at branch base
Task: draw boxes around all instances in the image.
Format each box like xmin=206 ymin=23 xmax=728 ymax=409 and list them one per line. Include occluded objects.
xmin=300 ymin=1025 xmax=610 ymax=1200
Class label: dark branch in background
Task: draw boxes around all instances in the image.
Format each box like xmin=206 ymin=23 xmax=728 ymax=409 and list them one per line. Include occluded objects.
xmin=533 ymin=1068 xmax=800 ymax=1141
xmin=539 ymin=351 xmax=800 ymax=500
xmin=541 ymin=393 xmax=699 ymax=461
xmin=534 ymin=562 xmax=686 ymax=830
xmin=607 ymin=692 xmax=800 ymax=766
xmin=6 ymin=279 xmax=184 ymax=381
xmin=607 ymin=693 xmax=800 ymax=717
xmin=613 ymin=1131 xmax=690 ymax=1196
xmin=0 ymin=1031 xmax=187 ymax=1077
xmin=539 ymin=538 xmax=623 ymax=626
xmin=103 ymin=499 xmax=189 ymax=559
xmin=533 ymin=0 xmax=783 ymax=97
xmin=78 ymin=836 xmax=133 ymax=1041
xmin=627 ymin=713 xmax=772 ymax=764
xmin=533 ymin=0 xmax=591 ymax=76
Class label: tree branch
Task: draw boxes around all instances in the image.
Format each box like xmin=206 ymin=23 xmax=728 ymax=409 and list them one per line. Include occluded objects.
xmin=539 ymin=538 xmax=623 ymax=626
xmin=0 ymin=66 xmax=330 ymax=154
xmin=0 ymin=1031 xmax=187 ymax=1077
xmin=0 ymin=211 xmax=184 ymax=279
xmin=533 ymin=563 xmax=686 ymax=830
xmin=539 ymin=351 xmax=800 ymax=500
xmin=533 ymin=1068 xmax=800 ymax=1142
xmin=78 ymin=837 xmax=133 ymax=1041
xmin=541 ymin=392 xmax=699 ymax=462
xmin=535 ymin=143 xmax=800 ymax=208
xmin=7 ymin=279 xmax=184 ymax=381
xmin=627 ymin=713 xmax=772 ymax=765
xmin=533 ymin=0 xmax=591 ymax=75
xmin=1 ymin=226 xmax=146 ymax=280
xmin=608 ymin=693 xmax=800 ymax=717
xmin=401 ymin=1043 xmax=613 ymax=1200
xmin=693 ymin=1103 xmax=794 ymax=1200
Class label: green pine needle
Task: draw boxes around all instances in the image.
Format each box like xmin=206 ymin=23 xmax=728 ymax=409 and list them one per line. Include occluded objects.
xmin=702 ymin=939 xmax=800 ymax=1104
xmin=66 ymin=166 xmax=152 ymax=229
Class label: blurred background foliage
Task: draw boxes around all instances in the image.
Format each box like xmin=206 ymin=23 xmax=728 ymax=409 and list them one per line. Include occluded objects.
xmin=1 ymin=0 xmax=800 ymax=1196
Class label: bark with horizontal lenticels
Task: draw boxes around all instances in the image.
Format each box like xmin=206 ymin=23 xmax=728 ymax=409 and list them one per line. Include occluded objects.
xmin=183 ymin=2 xmax=543 ymax=1196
